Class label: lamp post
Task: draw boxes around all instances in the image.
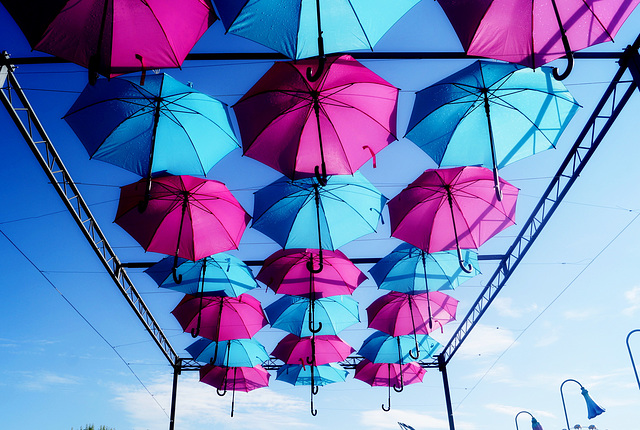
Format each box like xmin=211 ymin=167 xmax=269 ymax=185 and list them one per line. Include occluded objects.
xmin=626 ymin=329 xmax=640 ymax=390
xmin=560 ymin=379 xmax=605 ymax=430
xmin=514 ymin=410 xmax=543 ymax=430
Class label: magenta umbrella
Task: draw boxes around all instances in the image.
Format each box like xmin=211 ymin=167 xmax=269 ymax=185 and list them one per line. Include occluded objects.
xmin=388 ymin=166 xmax=518 ymax=273
xmin=437 ymin=0 xmax=640 ymax=79
xmin=354 ymin=359 xmax=425 ymax=411
xmin=170 ymin=293 xmax=267 ymax=343
xmin=115 ymin=175 xmax=250 ymax=282
xmin=1 ymin=0 xmax=216 ymax=82
xmin=199 ymin=364 xmax=270 ymax=417
xmin=233 ymin=54 xmax=398 ymax=184
xmin=272 ymin=333 xmax=354 ymax=366
xmin=367 ymin=291 xmax=458 ymax=359
xmin=256 ymin=248 xmax=367 ymax=298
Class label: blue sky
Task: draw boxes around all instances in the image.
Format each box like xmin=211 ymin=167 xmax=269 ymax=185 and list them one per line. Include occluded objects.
xmin=1 ymin=2 xmax=640 ymax=430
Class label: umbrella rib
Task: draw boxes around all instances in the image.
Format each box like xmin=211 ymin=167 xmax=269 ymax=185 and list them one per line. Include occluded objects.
xmin=137 ymin=3 xmax=182 ymax=67
xmin=346 ymin=0 xmax=374 ymax=50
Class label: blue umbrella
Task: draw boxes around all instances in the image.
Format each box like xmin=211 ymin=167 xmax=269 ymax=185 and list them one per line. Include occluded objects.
xmin=369 ymin=243 xmax=480 ymax=294
xmin=186 ymin=338 xmax=269 ymax=367
xmin=252 ymin=172 xmax=386 ymax=272
xmin=405 ymin=61 xmax=580 ymax=199
xmin=265 ymin=295 xmax=360 ymax=337
xmin=64 ymin=73 xmax=239 ymax=203
xmin=276 ymin=362 xmax=348 ymax=416
xmin=358 ymin=331 xmax=440 ymax=364
xmin=145 ymin=253 xmax=258 ymax=297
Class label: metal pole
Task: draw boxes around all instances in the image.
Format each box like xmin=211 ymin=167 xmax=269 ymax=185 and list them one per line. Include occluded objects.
xmin=438 ymin=354 xmax=455 ymax=430
xmin=169 ymin=358 xmax=182 ymax=430
xmin=626 ymin=329 xmax=640 ymax=390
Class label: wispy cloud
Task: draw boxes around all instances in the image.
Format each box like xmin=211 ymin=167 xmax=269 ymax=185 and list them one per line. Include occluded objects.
xmin=622 ymin=286 xmax=640 ymax=316
xmin=485 ymin=403 xmax=555 ymax=419
xmin=492 ymin=297 xmax=538 ymax=318
xmin=359 ymin=408 xmax=450 ymax=429
xmin=16 ymin=370 xmax=81 ymax=391
xmin=562 ymin=308 xmax=598 ymax=321
xmin=456 ymin=324 xmax=517 ymax=359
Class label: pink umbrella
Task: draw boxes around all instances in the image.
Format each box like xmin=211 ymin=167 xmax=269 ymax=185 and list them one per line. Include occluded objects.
xmin=170 ymin=293 xmax=267 ymax=342
xmin=354 ymin=359 xmax=425 ymax=411
xmin=233 ymin=54 xmax=398 ymax=184
xmin=388 ymin=166 xmax=518 ymax=273
xmin=367 ymin=291 xmax=458 ymax=359
xmin=272 ymin=333 xmax=354 ymax=366
xmin=256 ymin=248 xmax=367 ymax=298
xmin=1 ymin=0 xmax=216 ymax=82
xmin=115 ymin=175 xmax=250 ymax=282
xmin=437 ymin=0 xmax=640 ymax=79
xmin=199 ymin=364 xmax=270 ymax=417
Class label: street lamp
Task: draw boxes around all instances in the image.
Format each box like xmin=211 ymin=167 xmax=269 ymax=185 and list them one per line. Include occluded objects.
xmin=560 ymin=379 xmax=605 ymax=430
xmin=514 ymin=410 xmax=543 ymax=430
xmin=626 ymin=329 xmax=640 ymax=390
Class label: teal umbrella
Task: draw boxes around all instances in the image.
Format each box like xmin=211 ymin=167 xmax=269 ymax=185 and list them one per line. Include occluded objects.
xmin=186 ymin=338 xmax=269 ymax=367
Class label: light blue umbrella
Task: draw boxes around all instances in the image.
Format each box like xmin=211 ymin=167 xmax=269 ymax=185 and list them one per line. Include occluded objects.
xmin=405 ymin=61 xmax=580 ymax=199
xmin=145 ymin=253 xmax=258 ymax=297
xmin=265 ymin=295 xmax=360 ymax=337
xmin=358 ymin=331 xmax=440 ymax=364
xmin=369 ymin=243 xmax=480 ymax=294
xmin=252 ymin=172 xmax=386 ymax=264
xmin=186 ymin=338 xmax=269 ymax=367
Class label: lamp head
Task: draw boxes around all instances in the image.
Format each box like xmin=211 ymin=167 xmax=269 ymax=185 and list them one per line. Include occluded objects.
xmin=580 ymin=387 xmax=605 ymax=419
xmin=531 ymin=416 xmax=543 ymax=430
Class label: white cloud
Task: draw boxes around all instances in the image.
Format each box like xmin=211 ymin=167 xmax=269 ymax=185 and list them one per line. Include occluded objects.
xmin=17 ymin=370 xmax=81 ymax=391
xmin=485 ymin=403 xmax=555 ymax=419
xmin=562 ymin=309 xmax=598 ymax=321
xmin=492 ymin=298 xmax=538 ymax=318
xmin=359 ymin=408 xmax=450 ymax=430
xmin=112 ymin=373 xmax=311 ymax=430
xmin=622 ymin=286 xmax=640 ymax=316
xmin=455 ymin=324 xmax=517 ymax=359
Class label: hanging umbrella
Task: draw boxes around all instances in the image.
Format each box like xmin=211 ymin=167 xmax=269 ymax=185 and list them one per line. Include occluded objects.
xmin=186 ymin=338 xmax=269 ymax=367
xmin=115 ymin=175 xmax=251 ymax=281
xmin=171 ymin=293 xmax=267 ymax=342
xmin=276 ymin=362 xmax=348 ymax=416
xmin=367 ymin=291 xmax=458 ymax=358
xmin=257 ymin=248 xmax=367 ymax=298
xmin=354 ymin=359 xmax=425 ymax=411
xmin=199 ymin=364 xmax=270 ymax=417
xmin=437 ymin=0 xmax=640 ymax=79
xmin=146 ymin=253 xmax=258 ymax=298
xmin=369 ymin=243 xmax=480 ymax=294
xmin=358 ymin=331 xmax=441 ymax=364
xmin=405 ymin=61 xmax=580 ymax=199
xmin=265 ymin=295 xmax=360 ymax=337
xmin=252 ymin=172 xmax=386 ymax=272
xmin=272 ymin=333 xmax=354 ymax=366
xmin=0 ymin=0 xmax=216 ymax=81
xmin=64 ymin=74 xmax=239 ymax=198
xmin=234 ymin=55 xmax=398 ymax=183
xmin=388 ymin=166 xmax=518 ymax=272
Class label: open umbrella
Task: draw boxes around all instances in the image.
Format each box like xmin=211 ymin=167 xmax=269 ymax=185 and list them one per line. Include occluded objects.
xmin=369 ymin=243 xmax=480 ymax=294
xmin=234 ymin=55 xmax=398 ymax=183
xmin=354 ymin=359 xmax=425 ymax=411
xmin=115 ymin=175 xmax=251 ymax=281
xmin=199 ymin=364 xmax=270 ymax=417
xmin=276 ymin=362 xmax=348 ymax=415
xmin=252 ymin=172 xmax=386 ymax=272
xmin=146 ymin=253 xmax=258 ymax=298
xmin=405 ymin=61 xmax=580 ymax=199
xmin=367 ymin=291 xmax=458 ymax=358
xmin=388 ymin=166 xmax=518 ymax=272
xmin=272 ymin=333 xmax=354 ymax=366
xmin=64 ymin=73 xmax=239 ymax=201
xmin=437 ymin=0 xmax=640 ymax=79
xmin=186 ymin=338 xmax=269 ymax=367
xmin=0 ymin=0 xmax=216 ymax=81
xmin=265 ymin=295 xmax=360 ymax=337
xmin=257 ymin=248 xmax=367 ymax=298
xmin=171 ymin=293 xmax=267 ymax=342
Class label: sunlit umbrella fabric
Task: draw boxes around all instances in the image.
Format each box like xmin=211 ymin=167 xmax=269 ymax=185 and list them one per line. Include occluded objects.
xmin=272 ymin=334 xmax=354 ymax=365
xmin=358 ymin=331 xmax=440 ymax=363
xmin=186 ymin=338 xmax=269 ymax=367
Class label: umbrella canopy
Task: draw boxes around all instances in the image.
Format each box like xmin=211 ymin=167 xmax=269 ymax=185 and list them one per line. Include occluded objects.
xmin=369 ymin=243 xmax=480 ymax=294
xmin=272 ymin=334 xmax=354 ymax=366
xmin=212 ymin=0 xmax=419 ymax=60
xmin=171 ymin=293 xmax=267 ymax=341
xmin=252 ymin=172 xmax=386 ymax=252
xmin=64 ymin=73 xmax=239 ymax=179
xmin=265 ymin=295 xmax=360 ymax=337
xmin=1 ymin=0 xmax=216 ymax=79
xmin=257 ymin=248 xmax=367 ymax=298
xmin=358 ymin=331 xmax=441 ymax=364
xmin=437 ymin=0 xmax=640 ymax=78
xmin=234 ymin=55 xmax=398 ymax=181
xmin=186 ymin=338 xmax=269 ymax=367
xmin=115 ymin=175 xmax=250 ymax=262
xmin=199 ymin=364 xmax=270 ymax=417
xmin=146 ymin=253 xmax=258 ymax=298
xmin=354 ymin=359 xmax=425 ymax=411
xmin=388 ymin=166 xmax=518 ymax=272
xmin=405 ymin=61 xmax=580 ymax=197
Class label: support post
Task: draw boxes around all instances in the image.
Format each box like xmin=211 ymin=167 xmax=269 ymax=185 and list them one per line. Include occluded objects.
xmin=625 ymin=44 xmax=640 ymax=89
xmin=438 ymin=354 xmax=455 ymax=430
xmin=169 ymin=358 xmax=182 ymax=430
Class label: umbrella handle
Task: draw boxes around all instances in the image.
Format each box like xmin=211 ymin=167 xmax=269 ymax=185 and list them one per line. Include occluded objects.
xmin=409 ymin=348 xmax=420 ymax=360
xmin=172 ymin=255 xmax=183 ymax=284
xmin=306 ymin=56 xmax=326 ymax=83
xmin=456 ymin=246 xmax=474 ymax=274
xmin=550 ymin=0 xmax=574 ymax=81
xmin=217 ymin=386 xmax=227 ymax=397
xmin=309 ymin=319 xmax=323 ymax=334
xmin=314 ymin=164 xmax=328 ymax=186
xmin=393 ymin=382 xmax=404 ymax=393
xmin=190 ymin=327 xmax=200 ymax=338
xmin=381 ymin=398 xmax=391 ymax=412
xmin=306 ymin=257 xmax=324 ymax=274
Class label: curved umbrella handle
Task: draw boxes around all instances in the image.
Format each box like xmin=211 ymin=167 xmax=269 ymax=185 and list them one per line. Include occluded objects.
xmin=552 ymin=50 xmax=574 ymax=81
xmin=309 ymin=319 xmax=323 ymax=334
xmin=314 ymin=164 xmax=328 ymax=187
xmin=381 ymin=398 xmax=391 ymax=412
xmin=190 ymin=327 xmax=200 ymax=338
xmin=409 ymin=347 xmax=420 ymax=360
xmin=549 ymin=0 xmax=574 ymax=81
xmin=456 ymin=245 xmax=474 ymax=274
xmin=217 ymin=386 xmax=226 ymax=397
xmin=306 ymin=56 xmax=326 ymax=83
xmin=306 ymin=256 xmax=324 ymax=274
xmin=393 ymin=382 xmax=404 ymax=393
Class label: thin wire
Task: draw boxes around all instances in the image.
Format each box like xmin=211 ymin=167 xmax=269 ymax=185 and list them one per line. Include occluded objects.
xmin=453 ymin=211 xmax=640 ymax=411
xmin=0 ymin=227 xmax=170 ymax=418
